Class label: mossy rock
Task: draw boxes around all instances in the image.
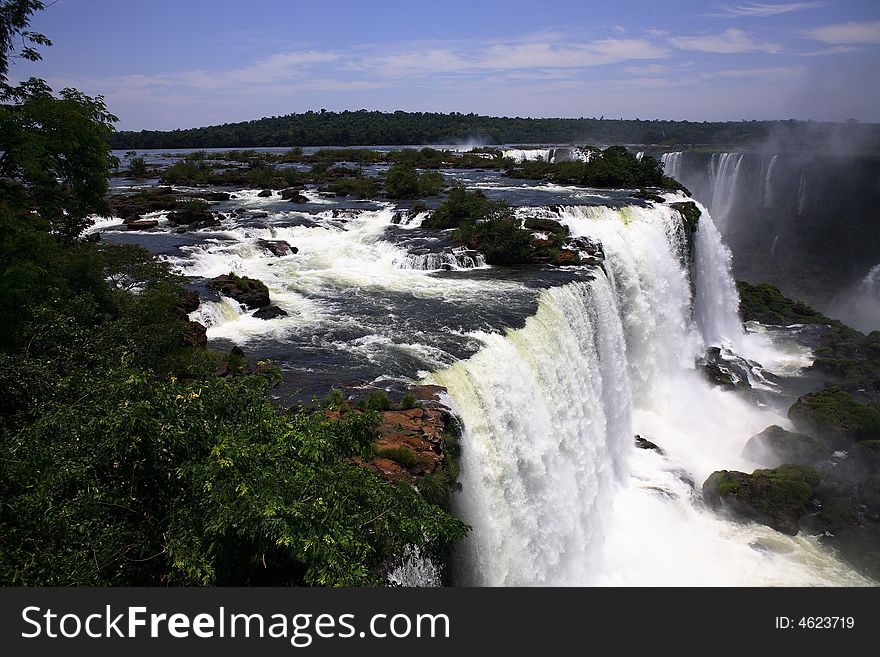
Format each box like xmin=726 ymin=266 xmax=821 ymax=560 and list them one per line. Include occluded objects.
xmin=736 ymin=280 xmax=829 ymax=326
xmin=703 ymin=464 xmax=818 ymax=535
xmin=859 ymin=474 xmax=880 ymax=511
xmin=788 ymin=388 xmax=880 ymax=444
xmin=523 ymin=217 xmax=570 ymax=235
xmin=742 ymin=425 xmax=827 ymax=466
xmin=819 ymin=496 xmax=859 ymax=532
xmin=670 ymin=201 xmax=700 ymax=234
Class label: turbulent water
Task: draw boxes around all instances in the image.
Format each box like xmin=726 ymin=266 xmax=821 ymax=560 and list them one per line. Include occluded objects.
xmin=100 ymin=146 xmax=874 ymax=587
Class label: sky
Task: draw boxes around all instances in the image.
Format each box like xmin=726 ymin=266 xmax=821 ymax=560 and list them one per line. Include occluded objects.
xmin=9 ymin=0 xmax=880 ymax=130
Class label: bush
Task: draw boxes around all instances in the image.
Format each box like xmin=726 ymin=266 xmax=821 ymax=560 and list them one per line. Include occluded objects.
xmin=454 ymin=217 xmax=533 ymax=265
xmin=423 ymin=188 xmax=511 ymax=229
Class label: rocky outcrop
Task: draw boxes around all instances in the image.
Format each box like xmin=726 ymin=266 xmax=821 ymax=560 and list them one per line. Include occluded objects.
xmin=635 ymin=434 xmax=664 ymax=453
xmin=208 ymin=273 xmax=270 ymax=309
xmin=181 ymin=320 xmax=207 ymax=348
xmin=703 ymin=465 xmax=818 ymax=535
xmin=281 ymin=187 xmax=309 ymax=203
xmin=125 ymin=219 xmax=159 ymax=230
xmin=698 ymin=347 xmax=751 ymax=389
xmin=167 ymin=208 xmax=220 ymax=229
xmin=743 ymin=425 xmax=825 ymax=467
xmin=257 ymin=239 xmax=297 ymax=257
xmin=253 ymin=305 xmax=288 ymax=320
xmin=257 ymin=189 xmax=273 ymax=198
xmin=788 ymin=388 xmax=880 ymax=445
xmin=358 ymin=407 xmax=449 ymax=483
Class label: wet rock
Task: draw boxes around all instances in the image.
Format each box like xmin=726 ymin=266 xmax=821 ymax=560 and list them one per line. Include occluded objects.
xmin=181 ymin=320 xmax=207 ymax=348
xmin=281 ymin=187 xmax=309 ymax=203
xmin=257 ymin=239 xmax=297 ymax=257
xmin=125 ymin=219 xmax=159 ymax=230
xmin=248 ymin=211 xmax=269 ymax=219
xmin=788 ymin=387 xmax=880 ymax=445
xmin=208 ymin=273 xmax=270 ymax=309
xmin=703 ymin=465 xmax=819 ymax=535
xmin=635 ymin=434 xmax=664 ymax=454
xmin=180 ymin=288 xmax=200 ymax=314
xmin=253 ymin=305 xmax=288 ymax=320
xmin=743 ymin=425 xmax=826 ymax=467
xmin=257 ymin=189 xmax=273 ymax=198
xmin=699 ymin=347 xmax=751 ymax=389
xmin=167 ymin=208 xmax=216 ymax=226
xmin=203 ymin=192 xmax=231 ymax=201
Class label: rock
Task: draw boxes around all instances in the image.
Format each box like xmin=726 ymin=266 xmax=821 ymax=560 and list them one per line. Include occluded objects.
xmin=233 ymin=208 xmax=248 ymax=215
xmin=703 ymin=465 xmax=819 ymax=535
xmin=203 ymin=192 xmax=230 ymax=201
xmin=257 ymin=189 xmax=273 ymax=198
xmin=181 ymin=320 xmax=207 ymax=348
xmin=253 ymin=305 xmax=288 ymax=320
xmin=635 ymin=434 xmax=664 ymax=454
xmin=257 ymin=239 xmax=297 ymax=257
xmin=552 ymin=250 xmax=580 ymax=265
xmin=167 ymin=208 xmax=216 ymax=226
xmin=743 ymin=425 xmax=826 ymax=467
xmin=699 ymin=347 xmax=751 ymax=389
xmin=409 ymin=384 xmax=447 ymax=404
xmin=631 ymin=189 xmax=666 ymax=203
xmin=524 ymin=217 xmax=570 ymax=235
xmin=281 ymin=188 xmax=309 ymax=203
xmin=125 ymin=219 xmax=159 ymax=230
xmin=208 ymin=273 xmax=270 ymax=309
xmin=360 ymin=407 xmax=450 ymax=482
xmin=248 ymin=211 xmax=269 ymax=219
xmin=180 ymin=289 xmax=200 ymax=313
xmin=788 ymin=387 xmax=880 ymax=445
xmin=230 ymin=345 xmax=246 ymax=359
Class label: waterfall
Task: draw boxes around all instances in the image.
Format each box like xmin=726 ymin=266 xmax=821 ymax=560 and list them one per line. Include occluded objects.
xmin=692 ymin=201 xmax=744 ymax=350
xmin=502 ymin=148 xmax=552 ymax=163
xmin=660 ymin=151 xmax=683 ymax=182
xmin=828 ymin=262 xmax=880 ymax=333
xmin=635 ymin=151 xmax=645 ymax=161
xmin=797 ymin=162 xmax=809 ymax=215
xmin=763 ymin=155 xmax=778 ymax=207
xmin=707 ymin=153 xmax=744 ymax=229
xmin=433 ymin=277 xmax=632 ymax=585
xmin=431 ymin=201 xmax=869 ymax=586
xmin=394 ymin=249 xmax=487 ymax=271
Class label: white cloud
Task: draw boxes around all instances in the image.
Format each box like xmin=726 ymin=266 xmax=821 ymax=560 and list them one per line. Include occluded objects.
xmin=805 ymin=21 xmax=880 ymax=45
xmin=701 ymin=66 xmax=806 ymax=80
xmin=670 ymin=28 xmax=781 ymax=53
xmin=709 ymin=2 xmax=823 ymax=18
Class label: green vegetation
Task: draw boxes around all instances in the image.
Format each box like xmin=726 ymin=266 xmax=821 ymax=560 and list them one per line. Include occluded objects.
xmin=376 ymin=446 xmax=423 ymax=468
xmin=423 ymin=187 xmax=510 ymax=230
xmin=454 ymin=218 xmax=534 ymax=266
xmin=107 ymin=110 xmax=880 ymax=153
xmin=384 ymin=162 xmax=443 ymax=199
xmin=788 ymin=388 xmax=880 ymax=443
xmin=506 ymin=146 xmax=683 ymax=190
xmin=0 ymin=4 xmax=467 ymax=586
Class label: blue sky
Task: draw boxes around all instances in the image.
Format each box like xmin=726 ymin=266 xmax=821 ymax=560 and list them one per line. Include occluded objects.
xmin=10 ymin=0 xmax=880 ymax=129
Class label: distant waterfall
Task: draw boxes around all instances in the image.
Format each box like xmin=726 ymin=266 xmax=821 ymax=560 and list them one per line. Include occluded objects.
xmin=797 ymin=162 xmax=809 ymax=215
xmin=395 ymin=249 xmax=487 ymax=271
xmin=502 ymin=148 xmax=552 ymax=163
xmin=661 ymin=152 xmax=683 ymax=182
xmin=707 ymin=153 xmax=744 ymax=229
xmin=763 ymin=155 xmax=778 ymax=207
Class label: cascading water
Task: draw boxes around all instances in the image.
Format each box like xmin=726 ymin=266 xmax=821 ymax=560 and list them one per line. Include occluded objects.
xmin=660 ymin=151 xmax=683 ymax=182
xmin=828 ymin=262 xmax=880 ymax=333
xmin=707 ymin=152 xmax=744 ymax=229
xmin=797 ymin=162 xmax=809 ymax=215
xmin=763 ymin=154 xmax=778 ymax=207
xmin=394 ymin=249 xmax=487 ymax=271
xmin=432 ymin=200 xmax=871 ymax=586
xmin=502 ymin=148 xmax=553 ymax=163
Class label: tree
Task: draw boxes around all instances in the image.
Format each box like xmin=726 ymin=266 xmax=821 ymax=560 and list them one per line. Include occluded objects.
xmin=0 ymin=0 xmax=50 ymax=86
xmin=0 ymin=80 xmax=118 ymax=240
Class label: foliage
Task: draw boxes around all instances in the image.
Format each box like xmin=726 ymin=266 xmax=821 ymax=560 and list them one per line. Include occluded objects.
xmin=0 ymin=79 xmax=118 ymax=240
xmin=454 ymin=217 xmax=533 ymax=266
xmin=0 ymin=0 xmax=50 ymax=86
xmin=423 ymin=187 xmax=511 ymax=229
xmin=357 ymin=389 xmax=394 ymax=413
xmin=384 ymin=162 xmax=443 ymax=199
xmin=106 ymin=110 xmax=880 ymax=156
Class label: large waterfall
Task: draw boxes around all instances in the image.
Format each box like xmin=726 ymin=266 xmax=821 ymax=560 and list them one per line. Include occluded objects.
xmin=431 ymin=200 xmax=869 ymax=586
xmin=707 ymin=152 xmax=744 ymax=229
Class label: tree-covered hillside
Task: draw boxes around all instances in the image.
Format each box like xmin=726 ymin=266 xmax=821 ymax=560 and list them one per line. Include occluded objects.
xmin=108 ymin=110 xmax=880 ymax=152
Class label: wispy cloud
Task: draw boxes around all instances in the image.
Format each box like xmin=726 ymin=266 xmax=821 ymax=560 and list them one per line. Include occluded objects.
xmin=670 ymin=28 xmax=781 ymax=53
xmin=364 ymin=39 xmax=669 ymax=76
xmin=701 ymin=65 xmax=806 ymax=80
xmin=805 ymin=21 xmax=880 ymax=45
xmin=708 ymin=2 xmax=823 ymax=18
